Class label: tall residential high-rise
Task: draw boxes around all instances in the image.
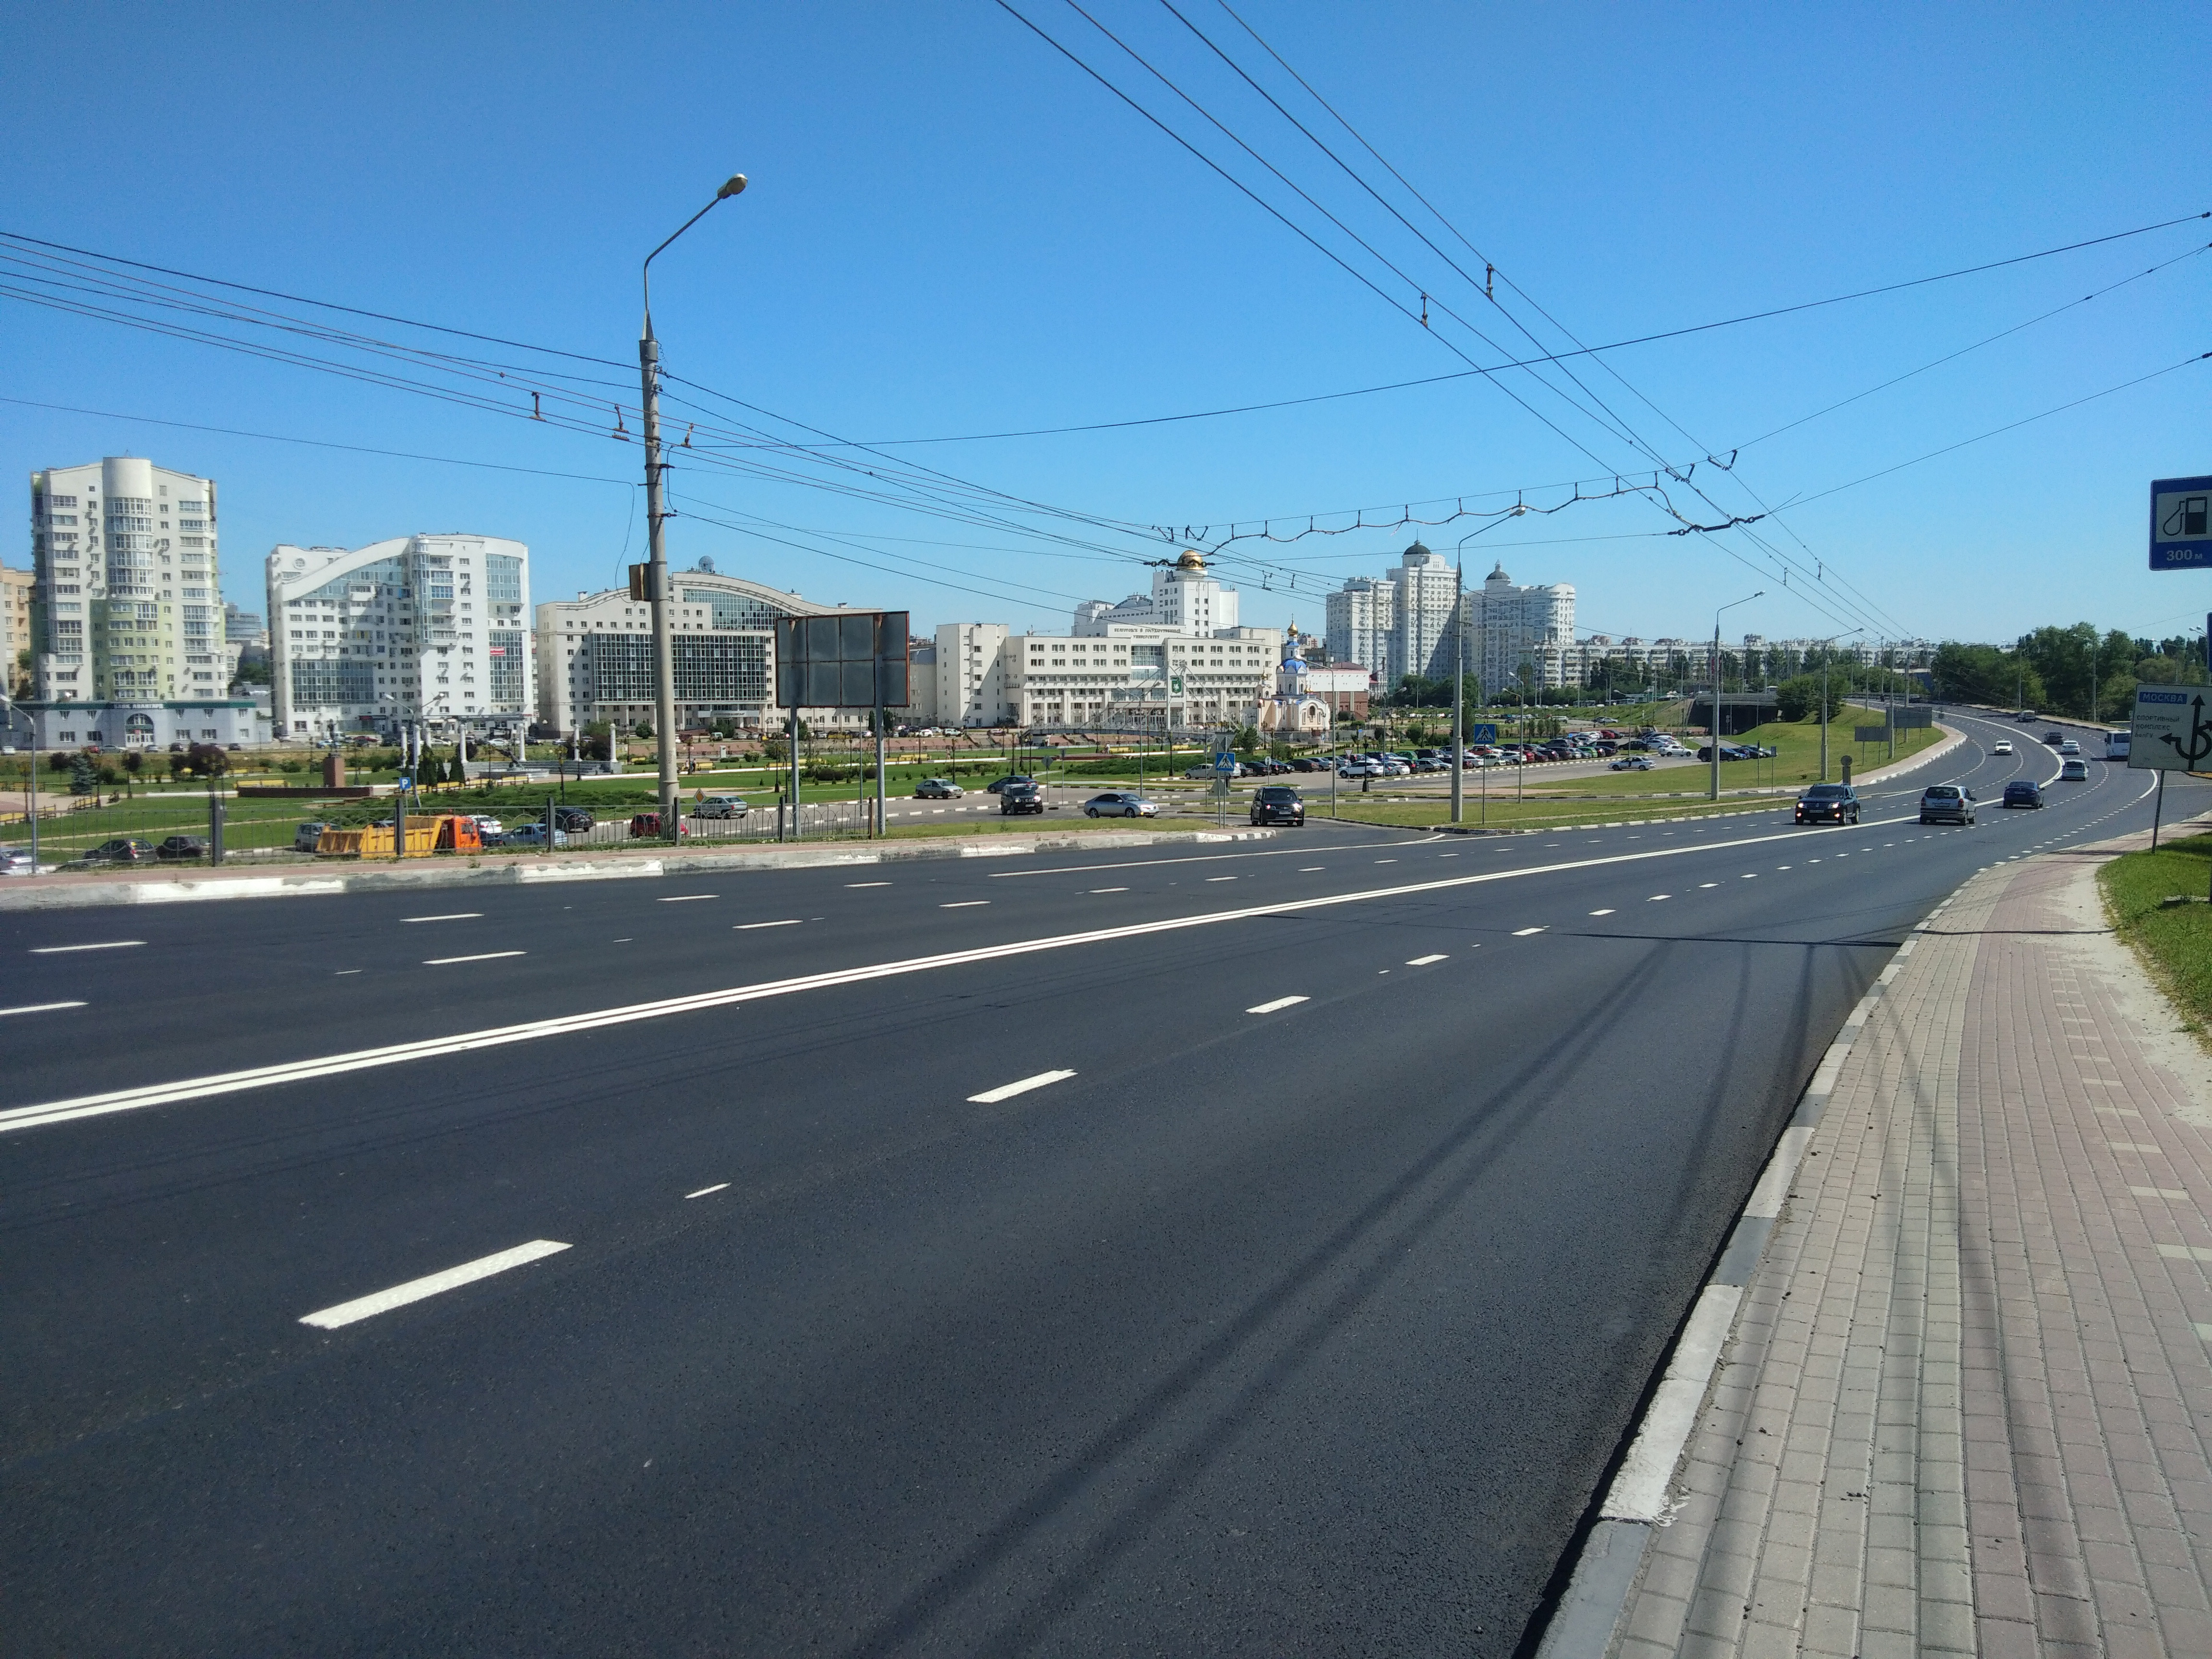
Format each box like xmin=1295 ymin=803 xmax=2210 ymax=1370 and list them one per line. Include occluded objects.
xmin=1389 ymin=541 xmax=1460 ymax=684
xmin=1324 ymin=575 xmax=1394 ymax=681
xmin=1466 ymin=561 xmax=1576 ymax=694
xmin=28 ymin=456 xmax=224 ymax=703
xmin=266 ymin=534 xmax=532 ymax=738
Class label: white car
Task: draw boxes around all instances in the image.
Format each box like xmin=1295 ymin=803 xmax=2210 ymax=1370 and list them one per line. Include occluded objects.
xmin=2060 ymin=758 xmax=2089 ymax=781
xmin=1992 ymin=740 xmax=2013 ymax=755
xmin=2057 ymin=739 xmax=2080 ymax=757
xmin=470 ymin=815 xmax=505 ymax=836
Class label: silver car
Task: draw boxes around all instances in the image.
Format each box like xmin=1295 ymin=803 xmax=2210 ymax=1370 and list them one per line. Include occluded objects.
xmin=1084 ymin=792 xmax=1157 ymax=818
xmin=1918 ymin=784 xmax=1976 ymax=825
xmin=0 ymin=847 xmax=36 ymax=876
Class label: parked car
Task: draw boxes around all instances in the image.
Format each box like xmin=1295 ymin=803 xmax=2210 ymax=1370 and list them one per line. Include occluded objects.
xmin=1794 ymin=784 xmax=1861 ymax=824
xmin=470 ymin=815 xmax=505 ymax=838
xmin=628 ymin=812 xmax=689 ymax=838
xmin=1084 ymin=791 xmax=1156 ymax=818
xmin=1250 ymin=785 xmax=1306 ymax=826
xmin=552 ymin=806 xmax=595 ymax=832
xmin=986 ymin=774 xmax=1034 ymax=793
xmin=914 ymin=777 xmax=964 ymax=799
xmin=1290 ymin=757 xmax=1319 ymax=773
xmin=2059 ymin=757 xmax=2089 ymax=781
xmin=999 ymin=781 xmax=1046 ymax=816
xmin=2002 ymin=780 xmax=2044 ymax=808
xmin=1991 ymin=740 xmax=2014 ymax=756
xmin=1918 ymin=785 xmax=1976 ymax=826
xmin=294 ymin=821 xmax=330 ymax=853
xmin=153 ymin=834 xmax=210 ymax=861
xmin=82 ymin=838 xmax=156 ymax=864
xmin=0 ymin=847 xmax=37 ymax=876
xmin=694 ymin=795 xmax=747 ymax=819
xmin=1610 ymin=755 xmax=1656 ymax=771
xmin=2057 ymin=739 xmax=2080 ymax=757
xmin=505 ymin=822 xmax=570 ymax=849
xmin=1696 ymin=744 xmax=1748 ymax=762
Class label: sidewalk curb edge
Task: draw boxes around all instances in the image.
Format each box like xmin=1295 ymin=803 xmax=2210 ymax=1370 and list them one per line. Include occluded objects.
xmin=1532 ymin=885 xmax=1964 ymax=1659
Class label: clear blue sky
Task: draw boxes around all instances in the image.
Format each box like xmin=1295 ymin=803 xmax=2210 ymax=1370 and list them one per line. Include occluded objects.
xmin=4 ymin=1 xmax=2206 ymax=650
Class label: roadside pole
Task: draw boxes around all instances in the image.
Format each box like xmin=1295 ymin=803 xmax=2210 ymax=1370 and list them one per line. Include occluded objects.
xmin=2152 ymin=769 xmax=2166 ymax=849
xmin=1450 ymin=557 xmax=1466 ymax=826
xmin=788 ymin=705 xmax=802 ymax=842
xmin=874 ymin=703 xmax=887 ymax=837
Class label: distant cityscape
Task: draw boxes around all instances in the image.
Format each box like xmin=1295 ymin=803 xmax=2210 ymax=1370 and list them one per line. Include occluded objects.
xmin=11 ymin=454 xmax=1939 ymax=747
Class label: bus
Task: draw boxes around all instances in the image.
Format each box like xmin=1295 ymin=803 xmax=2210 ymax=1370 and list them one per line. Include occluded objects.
xmin=2106 ymin=729 xmax=2131 ymax=762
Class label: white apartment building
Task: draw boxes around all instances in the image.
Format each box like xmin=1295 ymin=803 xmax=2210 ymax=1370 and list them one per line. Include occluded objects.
xmin=1390 ymin=542 xmax=1460 ymax=684
xmin=1324 ymin=575 xmax=1393 ymax=685
xmin=937 ymin=622 xmax=1013 ymax=727
xmin=267 ymin=534 xmax=532 ymax=738
xmin=29 ymin=456 xmax=223 ymax=703
xmin=535 ymin=571 xmax=893 ymax=735
xmin=1 ymin=564 xmax=30 ymax=696
xmin=1465 ymin=561 xmax=1576 ymax=694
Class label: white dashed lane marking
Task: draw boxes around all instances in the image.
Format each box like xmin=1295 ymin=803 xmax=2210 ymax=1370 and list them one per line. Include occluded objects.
xmin=967 ymin=1069 xmax=1077 ymax=1104
xmin=424 ymin=951 xmax=525 ymax=966
xmin=1513 ymin=926 xmax=1546 ymax=937
xmin=403 ymin=914 xmax=481 ymax=924
xmin=1406 ymin=954 xmax=1449 ymax=966
xmin=735 ymin=919 xmax=804 ymax=931
xmin=0 ymin=1002 xmax=86 ymax=1017
xmin=1247 ymin=995 xmax=1310 ymax=1014
xmin=300 ymin=1240 xmax=571 ymax=1330
xmin=29 ymin=941 xmax=143 ymax=955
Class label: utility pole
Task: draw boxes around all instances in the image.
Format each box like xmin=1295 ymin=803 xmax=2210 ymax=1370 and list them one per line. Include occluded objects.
xmin=1712 ymin=592 xmax=1763 ymax=801
xmin=1450 ymin=554 xmax=1465 ymax=825
xmin=640 ymin=173 xmax=747 ymax=843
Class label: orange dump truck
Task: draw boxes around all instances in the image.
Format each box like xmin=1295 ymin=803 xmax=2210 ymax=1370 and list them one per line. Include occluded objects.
xmin=315 ymin=814 xmax=485 ymax=856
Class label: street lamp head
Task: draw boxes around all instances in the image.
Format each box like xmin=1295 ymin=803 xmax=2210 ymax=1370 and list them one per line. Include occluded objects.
xmin=716 ymin=174 xmax=748 ymax=200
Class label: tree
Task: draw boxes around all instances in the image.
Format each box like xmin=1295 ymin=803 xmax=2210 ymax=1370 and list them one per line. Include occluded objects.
xmin=187 ymin=742 xmax=229 ymax=777
xmin=1775 ymin=668 xmax=1856 ymax=723
xmin=633 ymin=719 xmax=654 ymax=740
xmin=67 ymin=751 xmax=97 ymax=796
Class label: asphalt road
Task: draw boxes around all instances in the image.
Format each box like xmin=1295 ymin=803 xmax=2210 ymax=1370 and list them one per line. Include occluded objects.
xmin=0 ymin=710 xmax=2191 ymax=1656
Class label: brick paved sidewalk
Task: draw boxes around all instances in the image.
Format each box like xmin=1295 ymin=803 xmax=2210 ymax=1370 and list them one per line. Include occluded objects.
xmin=1611 ymin=839 xmax=2212 ymax=1657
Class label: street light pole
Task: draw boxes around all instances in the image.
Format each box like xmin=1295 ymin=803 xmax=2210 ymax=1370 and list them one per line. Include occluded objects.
xmin=1450 ymin=550 xmax=1465 ymax=825
xmin=1711 ymin=591 xmax=1763 ymax=801
xmin=641 ymin=172 xmax=747 ymax=842
xmin=1814 ymin=628 xmax=1862 ymax=781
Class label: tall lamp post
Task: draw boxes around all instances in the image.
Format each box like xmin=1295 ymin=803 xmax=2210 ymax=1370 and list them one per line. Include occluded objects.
xmin=1448 ymin=518 xmax=1519 ymax=823
xmin=1710 ymin=591 xmax=1763 ymax=801
xmin=641 ymin=172 xmax=748 ymax=841
xmin=1813 ymin=628 xmax=1862 ymax=781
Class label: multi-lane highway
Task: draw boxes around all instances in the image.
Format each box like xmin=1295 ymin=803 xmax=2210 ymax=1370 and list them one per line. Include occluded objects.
xmin=1 ymin=710 xmax=2195 ymax=1656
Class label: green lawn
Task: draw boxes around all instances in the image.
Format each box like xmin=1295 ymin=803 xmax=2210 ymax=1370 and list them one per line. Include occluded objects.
xmin=2099 ymin=834 xmax=2212 ymax=1038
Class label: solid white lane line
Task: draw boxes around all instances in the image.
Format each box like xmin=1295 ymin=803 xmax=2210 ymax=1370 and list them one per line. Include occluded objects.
xmin=1205 ymin=876 xmax=1238 ymax=882
xmin=940 ymin=901 xmax=990 ymax=909
xmin=1089 ymin=887 xmax=1129 ymax=893
xmin=845 ymin=881 xmax=892 ymax=888
xmin=1588 ymin=909 xmax=1615 ymax=917
xmin=735 ymin=919 xmax=804 ymax=930
xmin=1513 ymin=926 xmax=1546 ymax=936
xmin=299 ymin=1239 xmax=571 ymax=1330
xmin=1298 ymin=866 xmax=1326 ymax=871
xmin=29 ymin=941 xmax=144 ymax=954
xmin=0 ymin=817 xmax=1954 ymax=1137
xmin=685 ymin=1183 xmax=731 ymax=1200
xmin=1406 ymin=954 xmax=1448 ymax=966
xmin=1247 ymin=995 xmax=1310 ymax=1014
xmin=402 ymin=913 xmax=482 ymax=924
xmin=424 ymin=951 xmax=526 ymax=966
xmin=334 ymin=970 xmax=363 ymax=976
xmin=0 ymin=1001 xmax=87 ymax=1017
xmin=658 ymin=894 xmax=719 ymax=903
xmin=1374 ymin=858 xmax=1398 ymax=864
xmin=967 ymin=1069 xmax=1076 ymax=1104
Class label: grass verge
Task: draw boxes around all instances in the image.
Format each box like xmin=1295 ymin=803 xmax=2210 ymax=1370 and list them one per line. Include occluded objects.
xmin=2097 ymin=833 xmax=2212 ymax=1037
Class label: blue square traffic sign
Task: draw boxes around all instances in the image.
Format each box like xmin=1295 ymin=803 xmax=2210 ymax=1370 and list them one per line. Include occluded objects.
xmin=2151 ymin=475 xmax=2212 ymax=569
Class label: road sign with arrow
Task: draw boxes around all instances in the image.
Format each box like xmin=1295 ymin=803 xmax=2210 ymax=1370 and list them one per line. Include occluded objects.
xmin=2129 ymin=686 xmax=2212 ymax=771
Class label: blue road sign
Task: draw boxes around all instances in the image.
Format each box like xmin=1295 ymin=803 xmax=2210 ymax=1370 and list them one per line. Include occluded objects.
xmin=397 ymin=776 xmax=412 ymax=789
xmin=2151 ymin=475 xmax=2212 ymax=569
xmin=1468 ymin=723 xmax=1498 ymax=743
xmin=1213 ymin=751 xmax=1238 ymax=774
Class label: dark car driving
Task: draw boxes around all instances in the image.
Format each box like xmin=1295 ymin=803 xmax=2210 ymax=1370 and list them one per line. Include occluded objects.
xmin=2002 ymin=780 xmax=2044 ymax=809
xmin=1250 ymin=785 xmax=1305 ymax=827
xmin=999 ymin=780 xmax=1045 ymax=815
xmin=82 ymin=838 xmax=156 ymax=864
xmin=1794 ymin=783 xmax=1860 ymax=824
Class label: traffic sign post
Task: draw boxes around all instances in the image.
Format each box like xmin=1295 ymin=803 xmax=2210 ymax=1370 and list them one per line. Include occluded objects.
xmin=1469 ymin=722 xmax=1498 ymax=744
xmin=2151 ymin=475 xmax=2212 ymax=570
xmin=2128 ymin=686 xmax=2212 ymax=771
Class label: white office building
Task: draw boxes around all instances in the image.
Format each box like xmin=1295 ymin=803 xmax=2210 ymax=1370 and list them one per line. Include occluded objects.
xmin=267 ymin=534 xmax=532 ymax=739
xmin=1006 ymin=625 xmax=1283 ymax=730
xmin=1071 ymin=550 xmax=1240 ymax=637
xmin=28 ymin=456 xmax=224 ymax=703
xmin=535 ymin=570 xmax=896 ymax=735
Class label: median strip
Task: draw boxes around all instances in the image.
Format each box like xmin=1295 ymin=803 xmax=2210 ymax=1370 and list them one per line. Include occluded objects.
xmin=299 ymin=1239 xmax=571 ymax=1330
